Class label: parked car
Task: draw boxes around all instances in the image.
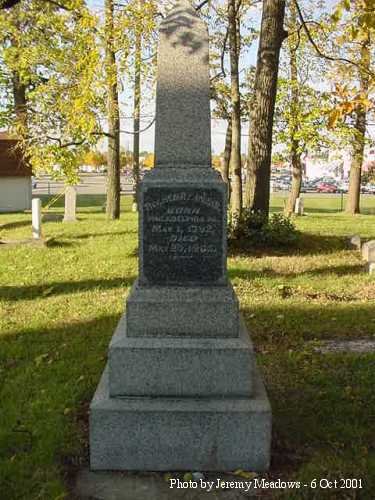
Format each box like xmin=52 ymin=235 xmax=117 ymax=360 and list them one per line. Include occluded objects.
xmin=338 ymin=181 xmax=349 ymax=193
xmin=301 ymin=180 xmax=318 ymax=193
xmin=274 ymin=181 xmax=291 ymax=191
xmin=361 ymin=183 xmax=375 ymax=194
xmin=316 ymin=182 xmax=338 ymax=193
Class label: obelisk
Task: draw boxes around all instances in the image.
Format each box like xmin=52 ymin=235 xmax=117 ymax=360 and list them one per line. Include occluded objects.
xmin=90 ymin=0 xmax=271 ymax=471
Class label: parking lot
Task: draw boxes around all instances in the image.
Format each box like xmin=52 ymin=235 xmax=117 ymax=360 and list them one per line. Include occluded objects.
xmin=271 ymin=172 xmax=375 ymax=194
xmin=32 ymin=174 xmax=134 ymax=195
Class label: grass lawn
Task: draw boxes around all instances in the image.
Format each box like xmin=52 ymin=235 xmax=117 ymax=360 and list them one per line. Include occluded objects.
xmin=0 ymin=194 xmax=375 ymax=499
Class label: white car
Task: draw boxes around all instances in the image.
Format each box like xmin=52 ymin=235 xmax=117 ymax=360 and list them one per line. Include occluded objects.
xmin=362 ymin=183 xmax=375 ymax=194
xmin=338 ymin=181 xmax=349 ymax=193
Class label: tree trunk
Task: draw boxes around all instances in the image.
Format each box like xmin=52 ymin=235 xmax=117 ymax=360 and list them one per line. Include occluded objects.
xmin=105 ymin=0 xmax=121 ymax=220
xmin=228 ymin=0 xmax=242 ymax=221
xmin=244 ymin=0 xmax=287 ymax=215
xmin=11 ymin=18 xmax=28 ymax=134
xmin=12 ymin=71 xmax=27 ymax=132
xmin=221 ymin=117 xmax=232 ymax=200
xmin=346 ymin=35 xmax=370 ymax=215
xmin=132 ymin=22 xmax=142 ymax=211
xmin=286 ymin=147 xmax=302 ymax=215
xmin=285 ymin=3 xmax=302 ymax=215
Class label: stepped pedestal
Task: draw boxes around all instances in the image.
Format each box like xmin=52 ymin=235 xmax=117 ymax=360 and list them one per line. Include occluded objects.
xmin=89 ymin=0 xmax=271 ymax=472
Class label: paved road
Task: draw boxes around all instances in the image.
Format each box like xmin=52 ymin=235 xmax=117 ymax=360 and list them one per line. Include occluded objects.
xmin=33 ymin=174 xmax=374 ymax=199
xmin=33 ymin=174 xmax=134 ymax=195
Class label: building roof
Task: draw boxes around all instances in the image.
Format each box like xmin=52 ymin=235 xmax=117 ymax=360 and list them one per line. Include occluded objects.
xmin=0 ymin=131 xmax=17 ymax=140
xmin=0 ymin=135 xmax=31 ymax=177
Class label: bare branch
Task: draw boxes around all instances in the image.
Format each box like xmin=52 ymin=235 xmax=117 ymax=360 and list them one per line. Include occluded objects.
xmin=293 ymin=0 xmax=374 ymax=76
xmin=195 ymin=0 xmax=209 ymax=11
xmin=120 ymin=117 xmax=155 ymax=134
xmin=46 ymin=136 xmax=86 ymax=148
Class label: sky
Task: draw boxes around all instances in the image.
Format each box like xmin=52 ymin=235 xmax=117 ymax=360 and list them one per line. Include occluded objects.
xmin=89 ymin=0 xmax=353 ymax=156
xmin=89 ymin=0 xmax=261 ymax=154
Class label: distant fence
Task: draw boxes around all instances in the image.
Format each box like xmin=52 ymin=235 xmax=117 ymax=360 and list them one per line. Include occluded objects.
xmin=32 ymin=177 xmax=375 ymax=214
xmin=270 ymin=192 xmax=375 ymax=214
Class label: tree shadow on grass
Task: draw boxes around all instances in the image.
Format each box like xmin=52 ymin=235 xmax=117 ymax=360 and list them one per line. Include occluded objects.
xmin=0 ymin=313 xmax=121 ymax=498
xmin=229 ymin=232 xmax=355 ymax=258
xmin=241 ymin=301 xmax=375 ymax=347
xmin=229 ymin=262 xmax=365 ymax=281
xmin=0 ymin=220 xmax=31 ymax=231
xmin=0 ymin=276 xmax=136 ymax=302
xmin=2 ymin=309 xmax=374 ymax=498
xmin=45 ymin=239 xmax=78 ymax=248
xmin=71 ymin=230 xmax=137 ymax=240
xmin=305 ymin=263 xmax=365 ymax=276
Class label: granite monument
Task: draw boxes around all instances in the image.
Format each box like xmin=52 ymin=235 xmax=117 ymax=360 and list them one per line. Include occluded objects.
xmin=90 ymin=0 xmax=271 ymax=471
xmin=63 ymin=185 xmax=77 ymax=222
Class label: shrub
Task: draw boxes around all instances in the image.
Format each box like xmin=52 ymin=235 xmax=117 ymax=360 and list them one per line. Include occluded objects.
xmin=228 ymin=209 xmax=299 ymax=250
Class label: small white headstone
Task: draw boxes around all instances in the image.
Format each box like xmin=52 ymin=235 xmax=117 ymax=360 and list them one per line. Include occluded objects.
xmin=349 ymin=234 xmax=361 ymax=250
xmin=32 ymin=198 xmax=42 ymax=239
xmin=64 ymin=185 xmax=77 ymax=222
xmin=362 ymin=240 xmax=375 ymax=262
xmin=295 ymin=197 xmax=304 ymax=215
xmin=368 ymin=262 xmax=375 ymax=275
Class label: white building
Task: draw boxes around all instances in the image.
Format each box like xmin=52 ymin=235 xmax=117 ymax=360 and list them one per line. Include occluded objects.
xmin=0 ymin=132 xmax=32 ymax=212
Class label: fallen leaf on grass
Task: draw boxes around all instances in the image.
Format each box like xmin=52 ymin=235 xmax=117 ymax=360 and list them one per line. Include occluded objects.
xmin=277 ymin=285 xmax=292 ymax=299
xmin=232 ymin=469 xmax=257 ymax=479
xmin=34 ymin=353 xmax=49 ymax=366
xmin=42 ymin=286 xmax=55 ymax=297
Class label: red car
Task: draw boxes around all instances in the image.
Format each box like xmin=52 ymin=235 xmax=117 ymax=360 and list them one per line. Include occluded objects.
xmin=316 ymin=182 xmax=338 ymax=193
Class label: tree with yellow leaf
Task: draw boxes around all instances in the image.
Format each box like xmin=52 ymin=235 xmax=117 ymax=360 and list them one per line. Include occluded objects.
xmin=143 ymin=153 xmax=154 ymax=169
xmin=328 ymin=0 xmax=373 ymax=214
xmin=0 ymin=0 xmax=102 ymax=182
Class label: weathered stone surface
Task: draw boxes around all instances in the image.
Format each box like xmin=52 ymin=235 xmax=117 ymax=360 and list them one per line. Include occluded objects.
xmin=89 ymin=0 xmax=271 ymax=474
xmin=348 ymin=234 xmax=361 ymax=250
xmin=126 ymin=280 xmax=239 ymax=338
xmin=64 ymin=185 xmax=77 ymax=222
xmin=362 ymin=240 xmax=375 ymax=262
xmin=294 ymin=197 xmax=304 ymax=216
xmin=109 ymin=314 xmax=254 ymax=397
xmin=154 ymin=0 xmax=211 ymax=168
xmin=90 ymin=365 xmax=271 ymax=472
xmin=142 ymin=186 xmax=224 ymax=285
xmin=32 ymin=198 xmax=42 ymax=239
xmin=139 ymin=168 xmax=227 ymax=286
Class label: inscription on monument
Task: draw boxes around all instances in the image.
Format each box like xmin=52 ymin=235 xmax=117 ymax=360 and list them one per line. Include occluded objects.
xmin=142 ymin=187 xmax=224 ymax=285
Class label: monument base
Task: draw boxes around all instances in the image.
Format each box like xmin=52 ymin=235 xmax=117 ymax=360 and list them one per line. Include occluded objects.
xmin=126 ymin=280 xmax=239 ymax=338
xmin=109 ymin=314 xmax=255 ymax=397
xmin=90 ymin=365 xmax=271 ymax=472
